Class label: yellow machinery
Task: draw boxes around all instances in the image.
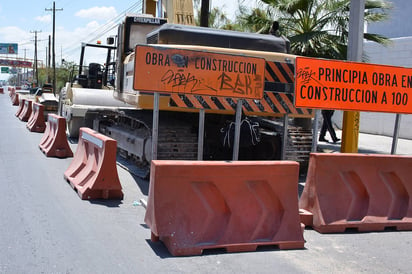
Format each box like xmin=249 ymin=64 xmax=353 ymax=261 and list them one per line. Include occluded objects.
xmin=61 ymin=0 xmax=313 ymax=177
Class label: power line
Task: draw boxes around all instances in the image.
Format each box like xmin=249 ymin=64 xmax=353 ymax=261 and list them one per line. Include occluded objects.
xmin=61 ymin=2 xmax=143 ymax=58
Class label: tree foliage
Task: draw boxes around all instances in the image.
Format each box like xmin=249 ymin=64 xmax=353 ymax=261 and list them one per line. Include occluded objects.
xmin=234 ymin=0 xmax=392 ymax=59
xmin=37 ymin=61 xmax=76 ymax=92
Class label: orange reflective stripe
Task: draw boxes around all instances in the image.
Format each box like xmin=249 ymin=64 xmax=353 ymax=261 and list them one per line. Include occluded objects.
xmin=266 ymin=92 xmax=286 ymax=113
xmin=280 ymin=93 xmax=298 ymax=114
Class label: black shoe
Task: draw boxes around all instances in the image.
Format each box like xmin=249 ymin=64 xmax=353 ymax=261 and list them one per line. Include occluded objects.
xmin=332 ymin=138 xmax=341 ymax=143
xmin=319 ymin=138 xmax=329 ymax=142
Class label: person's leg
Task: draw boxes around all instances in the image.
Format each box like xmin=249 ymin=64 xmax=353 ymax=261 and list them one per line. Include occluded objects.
xmin=324 ymin=111 xmax=339 ymax=142
xmin=319 ymin=112 xmax=328 ymax=141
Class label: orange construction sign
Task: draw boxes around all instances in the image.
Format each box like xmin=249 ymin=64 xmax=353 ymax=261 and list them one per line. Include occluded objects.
xmin=295 ymin=57 xmax=412 ymax=114
xmin=133 ymin=45 xmax=266 ymax=100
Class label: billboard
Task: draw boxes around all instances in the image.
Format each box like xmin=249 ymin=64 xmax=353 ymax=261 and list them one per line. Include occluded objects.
xmin=0 ymin=59 xmax=32 ymax=68
xmin=0 ymin=43 xmax=18 ymax=54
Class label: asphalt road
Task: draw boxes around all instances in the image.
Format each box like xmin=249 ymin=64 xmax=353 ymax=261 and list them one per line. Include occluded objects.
xmin=1 ymin=92 xmax=411 ymax=274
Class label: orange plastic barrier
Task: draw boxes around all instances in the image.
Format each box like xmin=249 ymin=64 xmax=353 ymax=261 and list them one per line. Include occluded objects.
xmin=15 ymin=98 xmax=25 ymax=117
xmin=11 ymin=92 xmax=19 ymax=105
xmin=27 ymin=102 xmax=46 ymax=132
xmin=39 ymin=119 xmax=51 ymax=148
xmin=18 ymin=99 xmax=32 ymax=122
xmin=8 ymin=87 xmax=15 ymax=97
xmin=39 ymin=114 xmax=73 ymax=158
xmin=145 ymin=160 xmax=304 ymax=256
xmin=299 ymin=153 xmax=412 ymax=233
xmin=64 ymin=127 xmax=123 ymax=200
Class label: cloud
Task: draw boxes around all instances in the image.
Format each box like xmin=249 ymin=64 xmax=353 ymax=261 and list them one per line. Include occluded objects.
xmin=0 ymin=26 xmax=34 ymax=63
xmin=35 ymin=15 xmax=52 ymax=23
xmin=85 ymin=20 xmax=101 ymax=30
xmin=75 ymin=6 xmax=117 ymax=21
xmin=0 ymin=26 xmax=31 ymax=43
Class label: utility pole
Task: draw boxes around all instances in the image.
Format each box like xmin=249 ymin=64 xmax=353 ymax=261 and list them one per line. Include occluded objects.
xmin=23 ymin=48 xmax=28 ymax=83
xmin=46 ymin=1 xmax=63 ymax=95
xmin=200 ymin=0 xmax=210 ymax=27
xmin=47 ymin=35 xmax=51 ymax=83
xmin=31 ymin=30 xmax=41 ymax=87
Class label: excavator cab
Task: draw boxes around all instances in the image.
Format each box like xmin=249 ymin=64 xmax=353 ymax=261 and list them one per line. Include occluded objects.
xmin=73 ymin=43 xmax=116 ymax=89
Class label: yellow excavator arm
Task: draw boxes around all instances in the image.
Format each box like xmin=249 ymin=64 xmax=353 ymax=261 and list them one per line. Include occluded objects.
xmin=144 ymin=0 xmax=195 ymax=25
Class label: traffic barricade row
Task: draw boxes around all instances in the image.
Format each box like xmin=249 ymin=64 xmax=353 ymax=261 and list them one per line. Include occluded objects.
xmin=9 ymin=98 xmax=412 ymax=255
xmin=13 ymin=102 xmax=123 ymax=201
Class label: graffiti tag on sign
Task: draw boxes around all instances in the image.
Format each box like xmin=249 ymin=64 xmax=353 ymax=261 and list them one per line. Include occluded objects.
xmin=133 ymin=45 xmax=265 ymax=100
xmin=295 ymin=57 xmax=412 ymax=114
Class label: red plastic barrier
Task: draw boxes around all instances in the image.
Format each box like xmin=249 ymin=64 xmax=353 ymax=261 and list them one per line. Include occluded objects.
xmin=9 ymin=87 xmax=15 ymax=97
xmin=18 ymin=99 xmax=32 ymax=122
xmin=7 ymin=87 xmax=16 ymax=97
xmin=39 ymin=114 xmax=73 ymax=158
xmin=299 ymin=153 xmax=412 ymax=233
xmin=145 ymin=160 xmax=304 ymax=256
xmin=64 ymin=127 xmax=123 ymax=200
xmin=27 ymin=102 xmax=46 ymax=132
xmin=0 ymin=87 xmax=3 ymax=94
xmin=11 ymin=93 xmax=19 ymax=105
xmin=15 ymin=98 xmax=25 ymax=117
xmin=39 ymin=119 xmax=51 ymax=147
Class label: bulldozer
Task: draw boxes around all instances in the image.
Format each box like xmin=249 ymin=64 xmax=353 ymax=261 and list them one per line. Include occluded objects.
xmin=60 ymin=0 xmax=313 ymax=177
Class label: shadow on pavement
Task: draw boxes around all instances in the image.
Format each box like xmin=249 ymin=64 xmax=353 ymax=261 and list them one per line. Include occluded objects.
xmin=88 ymin=199 xmax=123 ymax=207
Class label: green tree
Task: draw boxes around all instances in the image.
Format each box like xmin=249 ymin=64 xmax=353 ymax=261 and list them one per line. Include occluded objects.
xmin=57 ymin=60 xmax=76 ymax=92
xmin=193 ymin=3 xmax=231 ymax=28
xmin=235 ymin=0 xmax=392 ymax=59
xmin=37 ymin=60 xmax=76 ymax=93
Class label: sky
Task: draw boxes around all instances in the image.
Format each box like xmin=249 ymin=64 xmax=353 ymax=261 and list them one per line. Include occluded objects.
xmin=0 ymin=0 xmax=254 ymax=81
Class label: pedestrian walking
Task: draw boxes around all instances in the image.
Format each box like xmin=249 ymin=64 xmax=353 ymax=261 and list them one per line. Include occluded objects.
xmin=319 ymin=110 xmax=340 ymax=143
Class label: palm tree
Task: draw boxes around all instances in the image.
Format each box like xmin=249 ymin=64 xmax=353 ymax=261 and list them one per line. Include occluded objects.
xmin=193 ymin=0 xmax=234 ymax=28
xmin=235 ymin=0 xmax=392 ymax=59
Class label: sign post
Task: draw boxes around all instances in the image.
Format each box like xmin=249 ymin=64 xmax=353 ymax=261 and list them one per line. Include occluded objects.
xmin=391 ymin=114 xmax=401 ymax=154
